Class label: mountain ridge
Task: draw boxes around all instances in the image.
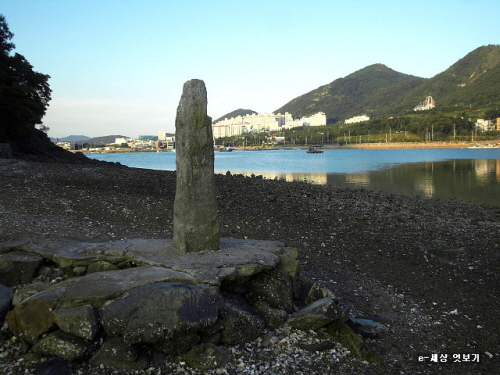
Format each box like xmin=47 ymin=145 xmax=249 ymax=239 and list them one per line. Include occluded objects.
xmin=216 ymin=45 xmax=500 ymax=124
xmin=274 ymin=45 xmax=500 ymax=122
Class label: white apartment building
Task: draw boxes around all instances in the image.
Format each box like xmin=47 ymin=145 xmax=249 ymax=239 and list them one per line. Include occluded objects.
xmin=212 ymin=112 xmax=326 ymax=138
xmin=345 ymin=115 xmax=370 ymax=124
xmin=475 ymin=119 xmax=494 ymax=131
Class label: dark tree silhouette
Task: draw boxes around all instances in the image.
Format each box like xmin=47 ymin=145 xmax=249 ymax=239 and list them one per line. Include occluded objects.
xmin=0 ymin=14 xmax=52 ymax=154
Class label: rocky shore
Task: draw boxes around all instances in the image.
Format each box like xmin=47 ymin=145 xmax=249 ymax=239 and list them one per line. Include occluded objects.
xmin=1 ymin=158 xmax=499 ymax=374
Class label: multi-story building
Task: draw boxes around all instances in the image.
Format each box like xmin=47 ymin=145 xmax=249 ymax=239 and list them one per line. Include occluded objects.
xmin=157 ymin=132 xmax=175 ymax=149
xmin=212 ymin=112 xmax=326 ymax=138
xmin=476 ymin=119 xmax=494 ymax=131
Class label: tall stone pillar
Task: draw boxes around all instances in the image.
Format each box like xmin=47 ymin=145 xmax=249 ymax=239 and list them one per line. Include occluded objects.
xmin=173 ymin=79 xmax=220 ymax=253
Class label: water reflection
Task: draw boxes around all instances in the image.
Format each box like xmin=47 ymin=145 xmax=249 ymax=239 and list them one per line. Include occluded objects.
xmin=224 ymin=159 xmax=500 ymax=207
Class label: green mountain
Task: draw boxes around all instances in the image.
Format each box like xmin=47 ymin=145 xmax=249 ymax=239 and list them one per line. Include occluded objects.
xmin=274 ymin=45 xmax=500 ymax=122
xmin=275 ymin=64 xmax=425 ymax=122
xmin=212 ymin=108 xmax=257 ymax=124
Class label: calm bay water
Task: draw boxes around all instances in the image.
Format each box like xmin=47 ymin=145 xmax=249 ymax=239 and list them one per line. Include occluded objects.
xmin=86 ymin=148 xmax=500 ymax=206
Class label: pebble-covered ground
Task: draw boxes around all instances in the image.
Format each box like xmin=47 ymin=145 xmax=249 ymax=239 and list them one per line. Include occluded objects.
xmin=0 ymin=158 xmax=499 ymax=375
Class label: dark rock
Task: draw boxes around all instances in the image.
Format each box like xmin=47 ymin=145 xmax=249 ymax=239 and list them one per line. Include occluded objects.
xmin=59 ymin=266 xmax=196 ymax=309
xmin=173 ymin=79 xmax=219 ymax=253
xmin=6 ymin=287 xmax=66 ymax=343
xmin=245 ymin=268 xmax=294 ymax=312
xmin=218 ymin=293 xmax=266 ymax=345
xmin=0 ymin=284 xmax=14 ymax=325
xmin=253 ymin=301 xmax=288 ymax=328
xmin=32 ymin=330 xmax=94 ymax=361
xmin=0 ymin=251 xmax=44 ymax=287
xmin=99 ymin=282 xmax=221 ymax=344
xmin=347 ymin=316 xmax=390 ymax=338
xmin=287 ymin=297 xmax=342 ymax=330
xmin=36 ymin=357 xmax=72 ymax=375
xmin=305 ymin=281 xmax=337 ymax=305
xmin=88 ymin=337 xmax=141 ymax=370
xmin=53 ymin=305 xmax=99 ymax=340
xmin=12 ymin=281 xmax=50 ymax=306
xmin=86 ymin=260 xmax=118 ymax=274
xmin=154 ymin=331 xmax=201 ymax=355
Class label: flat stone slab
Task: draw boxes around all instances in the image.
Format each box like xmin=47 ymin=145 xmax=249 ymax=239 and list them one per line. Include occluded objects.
xmin=1 ymin=238 xmax=283 ymax=286
xmin=59 ymin=266 xmax=198 ymax=308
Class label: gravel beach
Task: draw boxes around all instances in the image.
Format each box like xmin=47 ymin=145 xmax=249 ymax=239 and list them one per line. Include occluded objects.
xmin=0 ymin=158 xmax=499 ymax=374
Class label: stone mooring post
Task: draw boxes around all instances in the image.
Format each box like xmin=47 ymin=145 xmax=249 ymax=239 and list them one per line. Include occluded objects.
xmin=173 ymin=79 xmax=220 ymax=253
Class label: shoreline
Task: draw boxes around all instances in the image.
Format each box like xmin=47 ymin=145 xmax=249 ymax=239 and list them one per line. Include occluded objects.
xmin=75 ymin=140 xmax=500 ymax=154
xmin=235 ymin=141 xmax=499 ymax=151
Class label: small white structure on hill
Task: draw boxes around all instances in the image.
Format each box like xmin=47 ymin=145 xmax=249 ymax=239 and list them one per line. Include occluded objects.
xmin=414 ymin=96 xmax=435 ymax=111
xmin=345 ymin=115 xmax=370 ymax=124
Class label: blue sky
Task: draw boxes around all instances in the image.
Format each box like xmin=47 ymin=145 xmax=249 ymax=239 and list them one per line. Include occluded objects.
xmin=1 ymin=0 xmax=498 ymax=138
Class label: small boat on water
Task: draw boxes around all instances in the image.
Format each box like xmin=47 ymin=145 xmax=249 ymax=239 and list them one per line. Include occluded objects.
xmin=306 ymin=146 xmax=323 ymax=153
xmin=219 ymin=146 xmax=233 ymax=152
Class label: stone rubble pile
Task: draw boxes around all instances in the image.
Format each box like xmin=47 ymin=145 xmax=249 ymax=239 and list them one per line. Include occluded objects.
xmin=0 ymin=237 xmax=383 ymax=371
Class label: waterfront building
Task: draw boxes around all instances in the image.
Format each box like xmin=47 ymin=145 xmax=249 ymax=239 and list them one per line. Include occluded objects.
xmin=476 ymin=119 xmax=494 ymax=131
xmin=157 ymin=132 xmax=176 ymax=149
xmin=212 ymin=112 xmax=326 ymax=138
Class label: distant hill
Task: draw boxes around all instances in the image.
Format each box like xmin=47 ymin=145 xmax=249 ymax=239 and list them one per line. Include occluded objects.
xmin=274 ymin=45 xmax=500 ymax=122
xmin=54 ymin=135 xmax=91 ymax=143
xmin=213 ymin=109 xmax=257 ymax=124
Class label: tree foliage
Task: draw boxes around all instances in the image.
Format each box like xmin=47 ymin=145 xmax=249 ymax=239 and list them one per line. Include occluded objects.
xmin=0 ymin=14 xmax=52 ymax=152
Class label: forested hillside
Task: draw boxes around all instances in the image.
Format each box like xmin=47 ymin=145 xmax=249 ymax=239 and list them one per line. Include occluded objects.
xmin=272 ymin=45 xmax=500 ymax=122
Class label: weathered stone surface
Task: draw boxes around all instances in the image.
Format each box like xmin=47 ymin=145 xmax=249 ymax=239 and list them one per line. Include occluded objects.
xmin=53 ymin=305 xmax=99 ymax=340
xmin=154 ymin=332 xmax=201 ymax=355
xmin=245 ymin=268 xmax=294 ymax=312
xmin=218 ymin=293 xmax=266 ymax=345
xmin=0 ymin=237 xmax=344 ymax=368
xmin=173 ymin=79 xmax=219 ymax=253
xmin=0 ymin=284 xmax=14 ymax=324
xmin=99 ymin=282 xmax=221 ymax=344
xmin=10 ymin=238 xmax=283 ymax=286
xmin=0 ymin=251 xmax=44 ymax=287
xmin=12 ymin=281 xmax=50 ymax=306
xmin=305 ymin=281 xmax=337 ymax=305
xmin=6 ymin=287 xmax=65 ymax=343
xmin=31 ymin=330 xmax=94 ymax=362
xmin=88 ymin=337 xmax=141 ymax=370
xmin=59 ymin=266 xmax=197 ymax=308
xmin=272 ymin=247 xmax=301 ymax=278
xmin=184 ymin=343 xmax=231 ymax=370
xmin=10 ymin=238 xmax=124 ymax=269
xmin=347 ymin=316 xmax=390 ymax=338
xmin=253 ymin=301 xmax=288 ymax=329
xmin=287 ymin=297 xmax=342 ymax=330
xmin=86 ymin=260 xmax=118 ymax=274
